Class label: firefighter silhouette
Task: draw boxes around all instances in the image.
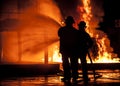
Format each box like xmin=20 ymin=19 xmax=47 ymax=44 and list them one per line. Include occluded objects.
xmin=77 ymin=21 xmax=93 ymax=83
xmin=58 ymin=16 xmax=79 ymax=83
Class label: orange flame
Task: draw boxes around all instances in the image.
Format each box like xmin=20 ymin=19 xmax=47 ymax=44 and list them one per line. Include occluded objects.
xmin=77 ymin=0 xmax=119 ymax=63
xmin=1 ymin=0 xmax=119 ymax=64
xmin=50 ymin=0 xmax=120 ymax=63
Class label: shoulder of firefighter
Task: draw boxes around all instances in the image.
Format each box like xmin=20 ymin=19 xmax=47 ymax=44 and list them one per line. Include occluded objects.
xmin=87 ymin=36 xmax=94 ymax=49
xmin=80 ymin=32 xmax=94 ymax=49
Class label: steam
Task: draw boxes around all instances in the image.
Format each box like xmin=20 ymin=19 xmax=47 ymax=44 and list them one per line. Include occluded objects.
xmin=37 ymin=0 xmax=63 ymax=24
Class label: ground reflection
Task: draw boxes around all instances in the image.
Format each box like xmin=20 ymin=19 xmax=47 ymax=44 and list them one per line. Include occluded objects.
xmin=0 ymin=70 xmax=120 ymax=86
xmin=0 ymin=75 xmax=63 ymax=86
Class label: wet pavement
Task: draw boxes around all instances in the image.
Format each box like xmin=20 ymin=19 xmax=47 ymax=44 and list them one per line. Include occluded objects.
xmin=0 ymin=70 xmax=120 ymax=86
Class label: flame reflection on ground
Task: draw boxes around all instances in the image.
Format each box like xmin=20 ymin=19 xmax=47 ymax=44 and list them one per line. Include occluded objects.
xmin=0 ymin=70 xmax=120 ymax=86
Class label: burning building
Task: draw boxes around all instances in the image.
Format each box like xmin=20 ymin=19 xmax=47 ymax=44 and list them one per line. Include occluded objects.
xmin=0 ymin=0 xmax=120 ymax=65
xmin=0 ymin=0 xmax=63 ymax=64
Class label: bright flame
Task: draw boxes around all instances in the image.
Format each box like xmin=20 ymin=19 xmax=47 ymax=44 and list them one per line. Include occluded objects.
xmin=48 ymin=42 xmax=62 ymax=63
xmin=50 ymin=0 xmax=120 ymax=63
xmin=92 ymin=34 xmax=118 ymax=63
xmin=77 ymin=0 xmax=92 ymax=34
xmin=1 ymin=0 xmax=120 ymax=64
xmin=77 ymin=0 xmax=119 ymax=63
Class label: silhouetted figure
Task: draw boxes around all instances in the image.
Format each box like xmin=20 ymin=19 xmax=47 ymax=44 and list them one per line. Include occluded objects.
xmin=77 ymin=21 xmax=93 ymax=83
xmin=58 ymin=16 xmax=79 ymax=83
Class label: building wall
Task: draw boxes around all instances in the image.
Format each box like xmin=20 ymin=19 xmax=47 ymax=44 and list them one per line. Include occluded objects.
xmin=0 ymin=0 xmax=61 ymax=63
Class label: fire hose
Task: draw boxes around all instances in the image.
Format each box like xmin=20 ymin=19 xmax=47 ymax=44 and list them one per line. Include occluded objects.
xmin=87 ymin=50 xmax=102 ymax=81
xmin=87 ymin=51 xmax=96 ymax=81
